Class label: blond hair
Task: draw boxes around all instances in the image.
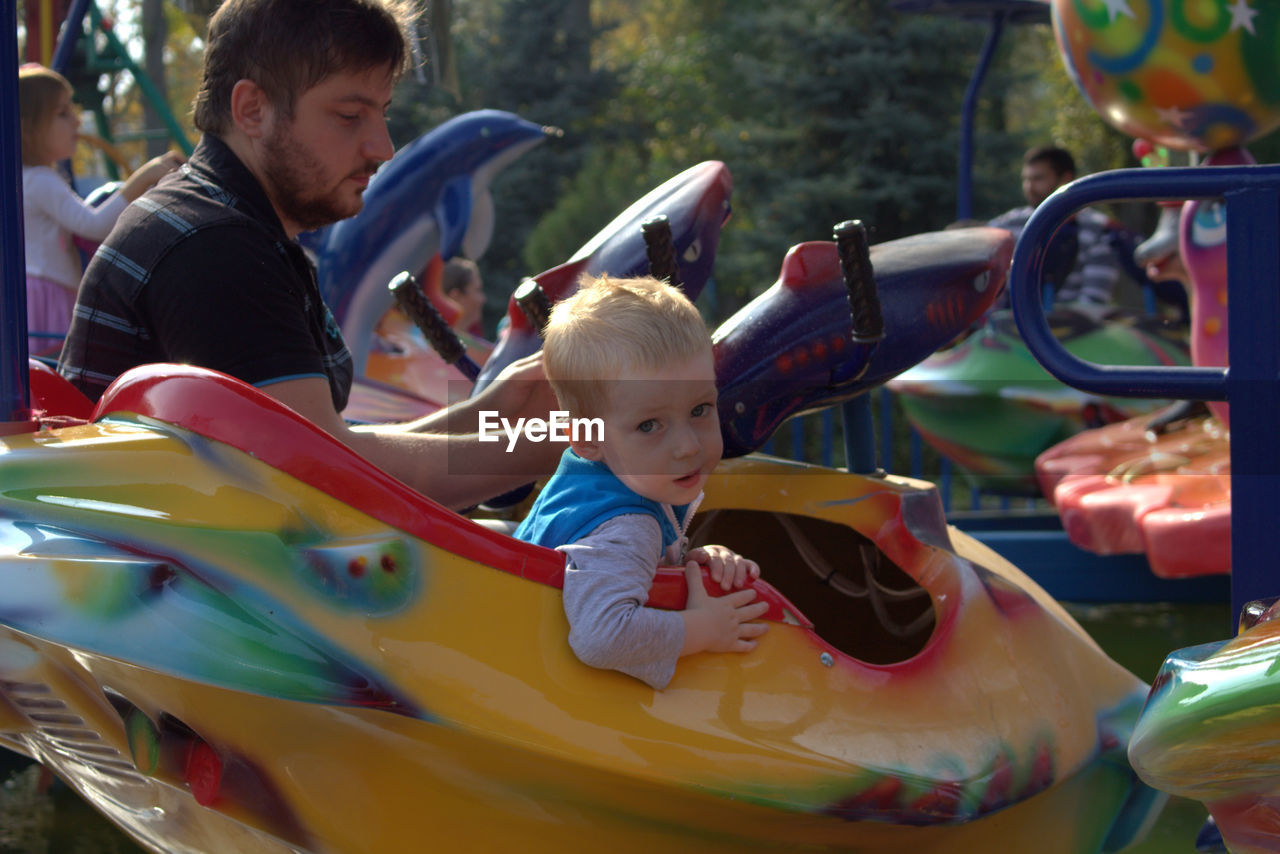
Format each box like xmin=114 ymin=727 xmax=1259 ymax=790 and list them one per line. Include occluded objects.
xmin=18 ymin=64 xmax=73 ymax=167
xmin=543 ymin=275 xmax=711 ymax=417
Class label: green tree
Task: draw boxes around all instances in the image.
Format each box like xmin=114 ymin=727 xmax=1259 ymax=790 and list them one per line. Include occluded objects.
xmin=694 ymin=0 xmax=996 ymax=308
xmin=450 ymin=0 xmax=619 ymax=314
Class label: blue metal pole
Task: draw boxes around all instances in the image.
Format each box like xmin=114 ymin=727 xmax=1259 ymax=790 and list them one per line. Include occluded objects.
xmin=1008 ymin=163 xmax=1280 ymax=630
xmin=50 ymin=0 xmax=91 ymax=74
xmin=2 ymin=0 xmax=32 ymax=424
xmin=842 ymin=395 xmax=880 ymax=475
xmin=940 ymin=457 xmax=953 ymax=513
xmin=957 ymin=12 xmax=1005 ymax=222
xmin=879 ymin=387 xmax=893 ymax=469
xmin=1223 ymin=186 xmax=1280 ymax=622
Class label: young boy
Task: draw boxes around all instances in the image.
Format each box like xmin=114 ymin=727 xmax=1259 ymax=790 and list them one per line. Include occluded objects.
xmin=515 ymin=275 xmax=769 ymax=689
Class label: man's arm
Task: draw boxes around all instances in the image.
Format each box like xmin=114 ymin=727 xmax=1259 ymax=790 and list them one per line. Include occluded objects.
xmin=142 ymin=228 xmax=560 ymax=510
xmin=263 ymin=353 xmax=561 ymax=510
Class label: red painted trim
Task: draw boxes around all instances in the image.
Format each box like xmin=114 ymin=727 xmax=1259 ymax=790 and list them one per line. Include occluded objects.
xmin=29 ymin=358 xmax=94 ymax=421
xmin=91 ymin=365 xmax=804 ymax=616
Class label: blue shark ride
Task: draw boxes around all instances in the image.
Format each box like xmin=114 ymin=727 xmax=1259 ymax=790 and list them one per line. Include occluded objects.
xmin=712 ymin=228 xmax=1012 ymax=458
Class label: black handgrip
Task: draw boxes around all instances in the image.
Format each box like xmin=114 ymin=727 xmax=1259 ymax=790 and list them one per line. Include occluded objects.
xmin=388 ymin=271 xmax=481 ymax=381
xmin=514 ymin=278 xmax=553 ymax=337
xmin=834 ymin=220 xmax=885 ymax=343
xmin=641 ymin=214 xmax=684 ymax=289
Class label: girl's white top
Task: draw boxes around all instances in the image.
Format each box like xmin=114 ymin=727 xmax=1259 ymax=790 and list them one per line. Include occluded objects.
xmin=23 ymin=165 xmax=127 ymax=290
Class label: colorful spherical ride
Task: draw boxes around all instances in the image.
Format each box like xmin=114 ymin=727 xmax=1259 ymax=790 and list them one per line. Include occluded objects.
xmin=1052 ymin=0 xmax=1280 ymax=151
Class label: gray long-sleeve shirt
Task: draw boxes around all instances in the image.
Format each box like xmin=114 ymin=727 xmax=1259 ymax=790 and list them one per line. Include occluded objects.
xmin=559 ymin=513 xmax=686 ymax=689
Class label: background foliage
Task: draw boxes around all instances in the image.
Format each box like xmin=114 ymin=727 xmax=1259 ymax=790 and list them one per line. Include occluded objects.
xmin=388 ymin=0 xmax=1143 ymax=326
xmin=21 ymin=0 xmax=1279 ymax=331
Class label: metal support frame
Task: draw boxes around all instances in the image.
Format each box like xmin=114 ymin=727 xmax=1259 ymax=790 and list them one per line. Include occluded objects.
xmin=2 ymin=0 xmax=31 ymax=424
xmin=957 ymin=12 xmax=1005 ymax=222
xmin=1010 ymin=164 xmax=1280 ymax=624
xmin=53 ymin=0 xmax=194 ymax=163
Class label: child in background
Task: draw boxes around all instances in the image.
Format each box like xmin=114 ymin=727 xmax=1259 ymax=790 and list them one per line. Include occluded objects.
xmin=515 ymin=275 xmax=768 ymax=689
xmin=19 ymin=64 xmax=182 ymax=355
xmin=441 ymin=256 xmax=487 ymax=337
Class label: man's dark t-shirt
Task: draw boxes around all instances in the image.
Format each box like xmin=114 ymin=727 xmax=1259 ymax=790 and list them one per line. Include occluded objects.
xmin=58 ymin=134 xmax=353 ymax=411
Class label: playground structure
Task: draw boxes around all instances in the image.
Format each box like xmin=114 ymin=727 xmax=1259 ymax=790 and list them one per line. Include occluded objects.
xmin=26 ymin=0 xmax=193 ymax=169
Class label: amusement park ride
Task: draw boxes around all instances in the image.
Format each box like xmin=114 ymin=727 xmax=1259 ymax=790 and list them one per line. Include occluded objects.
xmin=3 ymin=0 xmax=1280 ymax=852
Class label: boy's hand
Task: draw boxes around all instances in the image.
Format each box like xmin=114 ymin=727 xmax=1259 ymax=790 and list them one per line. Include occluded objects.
xmin=687 ymin=544 xmax=761 ymax=590
xmin=679 ymin=562 xmax=769 ymax=656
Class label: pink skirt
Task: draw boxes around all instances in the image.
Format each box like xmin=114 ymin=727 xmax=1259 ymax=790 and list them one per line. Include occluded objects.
xmin=26 ymin=274 xmax=77 ymax=358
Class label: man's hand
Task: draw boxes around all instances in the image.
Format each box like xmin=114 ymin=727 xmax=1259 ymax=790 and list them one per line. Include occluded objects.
xmin=465 ymin=352 xmax=558 ymax=426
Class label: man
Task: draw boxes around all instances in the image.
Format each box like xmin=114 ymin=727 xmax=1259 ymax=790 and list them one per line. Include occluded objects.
xmin=989 ymin=145 xmax=1124 ymax=308
xmin=58 ymin=0 xmax=557 ymax=510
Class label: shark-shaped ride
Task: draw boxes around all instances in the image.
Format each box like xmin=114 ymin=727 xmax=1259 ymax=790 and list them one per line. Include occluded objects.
xmin=714 ymin=227 xmax=1013 ymax=457
xmin=473 ymin=160 xmax=732 ymax=393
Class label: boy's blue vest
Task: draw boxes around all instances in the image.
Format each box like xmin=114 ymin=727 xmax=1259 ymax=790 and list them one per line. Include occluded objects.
xmin=515 ymin=449 xmax=687 ymax=561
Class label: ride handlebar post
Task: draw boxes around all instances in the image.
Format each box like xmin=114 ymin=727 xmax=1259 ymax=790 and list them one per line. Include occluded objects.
xmin=834 ymin=219 xmax=885 ymax=344
xmin=513 ymin=278 xmax=553 ymax=338
xmin=641 ymin=214 xmax=684 ymax=290
xmin=387 ymin=271 xmax=481 ymax=382
xmin=833 ymin=219 xmax=884 ymax=477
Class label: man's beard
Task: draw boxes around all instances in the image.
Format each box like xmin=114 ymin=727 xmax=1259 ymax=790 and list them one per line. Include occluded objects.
xmin=261 ymin=121 xmax=377 ymax=232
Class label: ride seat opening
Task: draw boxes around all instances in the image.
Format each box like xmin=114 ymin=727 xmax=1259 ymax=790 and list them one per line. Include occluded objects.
xmin=687 ymin=509 xmax=935 ymax=665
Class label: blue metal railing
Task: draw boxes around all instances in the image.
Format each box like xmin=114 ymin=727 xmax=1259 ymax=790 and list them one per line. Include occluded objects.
xmin=2 ymin=0 xmax=30 ymax=424
xmin=1010 ymin=163 xmax=1280 ymax=624
xmin=957 ymin=11 xmax=1005 ymax=222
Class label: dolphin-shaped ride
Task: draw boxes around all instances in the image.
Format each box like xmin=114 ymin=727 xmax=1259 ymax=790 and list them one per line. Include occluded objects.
xmin=3 ymin=360 xmax=1162 ymax=854
xmin=310 ymin=110 xmax=555 ymax=376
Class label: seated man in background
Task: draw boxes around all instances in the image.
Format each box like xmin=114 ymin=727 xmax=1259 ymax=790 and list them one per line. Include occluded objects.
xmin=989 ymin=145 xmax=1125 ymax=310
